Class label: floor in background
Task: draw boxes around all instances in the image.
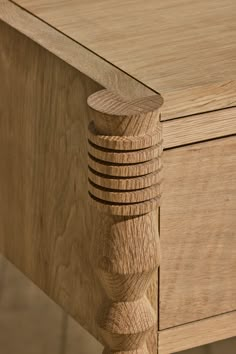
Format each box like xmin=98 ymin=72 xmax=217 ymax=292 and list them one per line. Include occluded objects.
xmin=0 ymin=255 xmax=235 ymax=354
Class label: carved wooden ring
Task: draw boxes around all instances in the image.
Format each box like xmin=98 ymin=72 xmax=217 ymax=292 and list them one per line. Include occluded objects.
xmin=87 ymin=89 xmax=163 ymax=353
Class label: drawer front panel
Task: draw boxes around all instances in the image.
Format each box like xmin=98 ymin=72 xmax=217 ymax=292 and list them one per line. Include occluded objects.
xmin=160 ymin=136 xmax=236 ymax=329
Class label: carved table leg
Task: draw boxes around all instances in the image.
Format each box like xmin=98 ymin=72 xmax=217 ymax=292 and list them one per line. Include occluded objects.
xmin=87 ymin=89 xmax=163 ymax=354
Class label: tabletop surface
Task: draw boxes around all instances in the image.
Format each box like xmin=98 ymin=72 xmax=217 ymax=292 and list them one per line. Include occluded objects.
xmin=11 ymin=0 xmax=236 ymax=118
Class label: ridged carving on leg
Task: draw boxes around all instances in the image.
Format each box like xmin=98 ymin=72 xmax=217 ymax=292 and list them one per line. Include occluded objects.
xmin=87 ymin=89 xmax=163 ymax=354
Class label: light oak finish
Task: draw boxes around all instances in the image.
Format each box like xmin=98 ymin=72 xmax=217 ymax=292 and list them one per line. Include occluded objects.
xmin=0 ymin=0 xmax=152 ymax=101
xmin=158 ymin=311 xmax=236 ymax=354
xmin=163 ymin=107 xmax=236 ymax=149
xmin=160 ymin=137 xmax=236 ymax=329
xmin=0 ymin=20 xmax=159 ymax=354
xmin=0 ymin=255 xmax=104 ymax=354
xmin=87 ymin=90 xmax=163 ymax=354
xmin=1 ymin=1 xmax=236 ymax=354
xmin=1 ymin=0 xmax=236 ymax=146
xmin=10 ymin=0 xmax=236 ymax=119
xmin=1 ymin=255 xmax=236 ymax=354
xmin=0 ymin=18 xmax=104 ymax=344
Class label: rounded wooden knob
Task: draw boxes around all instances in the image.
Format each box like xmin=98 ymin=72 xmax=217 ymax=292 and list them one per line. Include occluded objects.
xmin=87 ymin=90 xmax=163 ymax=216
xmin=88 ymin=89 xmax=163 ymax=136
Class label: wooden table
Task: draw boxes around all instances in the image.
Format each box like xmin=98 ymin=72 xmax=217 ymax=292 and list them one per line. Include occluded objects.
xmin=0 ymin=1 xmax=236 ymax=353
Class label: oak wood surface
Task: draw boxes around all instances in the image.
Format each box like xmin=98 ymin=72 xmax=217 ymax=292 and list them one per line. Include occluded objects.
xmin=2 ymin=0 xmax=236 ymax=124
xmin=10 ymin=0 xmax=236 ymax=119
xmin=159 ymin=311 xmax=236 ymax=354
xmin=0 ymin=18 xmax=105 ymax=344
xmin=1 ymin=255 xmax=236 ymax=354
xmin=0 ymin=19 xmax=158 ymax=354
xmin=163 ymin=107 xmax=236 ymax=149
xmin=1 ymin=4 xmax=236 ymax=353
xmin=160 ymin=136 xmax=236 ymax=329
xmin=0 ymin=0 xmax=152 ymax=101
xmin=87 ymin=90 xmax=163 ymax=354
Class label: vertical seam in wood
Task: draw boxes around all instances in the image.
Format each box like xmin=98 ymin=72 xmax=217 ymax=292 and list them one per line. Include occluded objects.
xmin=158 ymin=206 xmax=161 ymax=332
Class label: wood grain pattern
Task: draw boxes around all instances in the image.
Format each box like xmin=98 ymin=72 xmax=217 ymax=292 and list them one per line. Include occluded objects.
xmin=1 ymin=0 xmax=236 ymax=138
xmin=1 ymin=3 xmax=236 ymax=354
xmin=0 ymin=0 xmax=152 ymax=101
xmin=0 ymin=255 xmax=104 ymax=354
xmin=163 ymin=107 xmax=236 ymax=149
xmin=87 ymin=90 xmax=163 ymax=354
xmin=1 ymin=255 xmax=236 ymax=354
xmin=158 ymin=311 xmax=236 ymax=354
xmin=160 ymin=136 xmax=236 ymax=329
xmin=0 ymin=20 xmax=159 ymax=354
xmin=0 ymin=18 xmax=105 ymax=345
xmin=10 ymin=0 xmax=236 ymax=119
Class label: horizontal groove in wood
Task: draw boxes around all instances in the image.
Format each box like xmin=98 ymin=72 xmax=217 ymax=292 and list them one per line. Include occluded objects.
xmin=3 ymin=1 xmax=236 ymax=122
xmin=87 ymin=90 xmax=162 ymax=353
xmin=89 ymin=180 xmax=161 ymax=204
xmin=89 ymin=106 xmax=236 ymax=151
xmin=103 ymin=345 xmax=149 ymax=354
xmin=88 ymin=168 xmax=162 ymax=190
xmin=11 ymin=0 xmax=236 ymax=118
xmin=0 ymin=0 xmax=153 ymax=101
xmin=88 ymin=155 xmax=162 ymax=177
xmin=88 ymin=122 xmax=162 ymax=151
xmin=88 ymin=141 xmax=162 ymax=164
xmin=89 ymin=194 xmax=161 ymax=216
xmin=163 ymin=107 xmax=236 ymax=149
xmin=158 ymin=311 xmax=236 ymax=354
xmin=0 ymin=21 xmax=161 ymax=354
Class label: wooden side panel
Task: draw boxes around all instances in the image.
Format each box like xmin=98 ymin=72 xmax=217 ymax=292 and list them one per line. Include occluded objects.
xmin=158 ymin=311 xmax=236 ymax=354
xmin=0 ymin=20 xmax=159 ymax=353
xmin=0 ymin=19 xmax=106 ymax=340
xmin=160 ymin=137 xmax=236 ymax=329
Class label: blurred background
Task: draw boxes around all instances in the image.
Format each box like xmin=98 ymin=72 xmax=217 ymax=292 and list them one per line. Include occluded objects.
xmin=0 ymin=255 xmax=235 ymax=354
